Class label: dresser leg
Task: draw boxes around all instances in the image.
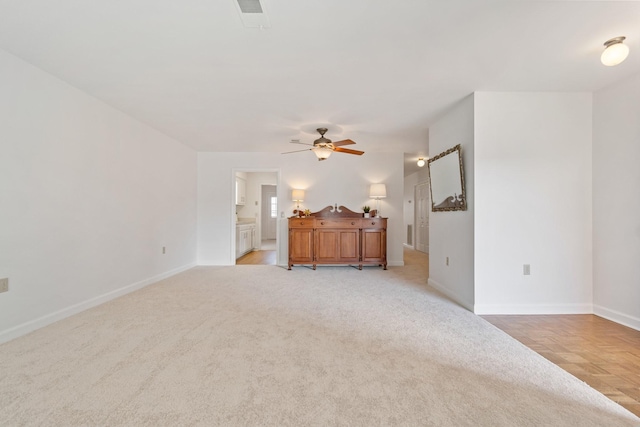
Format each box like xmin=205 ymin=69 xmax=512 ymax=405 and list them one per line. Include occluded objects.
xmin=313 ymin=264 xmax=316 ymax=270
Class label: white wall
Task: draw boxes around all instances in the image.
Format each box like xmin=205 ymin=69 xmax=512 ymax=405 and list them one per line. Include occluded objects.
xmin=593 ymin=73 xmax=640 ymax=330
xmin=198 ymin=151 xmax=405 ymax=267
xmin=0 ymin=50 xmax=197 ymax=343
xmin=473 ymin=92 xmax=592 ymax=314
xmin=428 ymin=95 xmax=475 ymax=310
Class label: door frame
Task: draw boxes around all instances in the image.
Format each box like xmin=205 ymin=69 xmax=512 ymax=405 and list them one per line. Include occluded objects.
xmin=231 ymin=168 xmax=281 ymax=265
xmin=261 ymin=184 xmax=278 ymax=243
xmin=414 ymin=181 xmax=429 ymax=253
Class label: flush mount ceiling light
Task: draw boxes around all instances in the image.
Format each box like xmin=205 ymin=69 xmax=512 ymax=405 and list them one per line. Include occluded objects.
xmin=601 ymin=36 xmax=629 ymax=66
xmin=417 ymin=158 xmax=426 ymax=167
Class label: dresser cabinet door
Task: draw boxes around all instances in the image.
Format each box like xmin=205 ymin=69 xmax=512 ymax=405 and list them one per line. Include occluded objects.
xmin=289 ymin=228 xmax=314 ymax=263
xmin=362 ymin=219 xmax=387 ymax=265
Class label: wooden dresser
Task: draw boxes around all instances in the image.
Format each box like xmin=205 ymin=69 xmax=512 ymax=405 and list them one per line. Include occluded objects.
xmin=288 ymin=205 xmax=387 ymax=270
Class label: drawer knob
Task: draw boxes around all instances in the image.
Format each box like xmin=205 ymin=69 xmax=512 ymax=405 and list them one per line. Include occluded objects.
xmin=371 ymin=222 xmax=376 ymax=225
xmin=300 ymin=221 xmax=304 ymax=225
xmin=351 ymin=221 xmax=355 ymax=225
xmin=321 ymin=221 xmax=325 ymax=225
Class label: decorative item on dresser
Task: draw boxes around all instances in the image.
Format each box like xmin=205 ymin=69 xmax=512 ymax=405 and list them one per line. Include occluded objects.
xmin=288 ymin=205 xmax=387 ymax=271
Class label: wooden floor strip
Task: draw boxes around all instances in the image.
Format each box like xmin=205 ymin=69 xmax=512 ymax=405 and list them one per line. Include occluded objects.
xmin=483 ymin=314 xmax=640 ymax=417
xmin=236 ymin=250 xmax=276 ymax=265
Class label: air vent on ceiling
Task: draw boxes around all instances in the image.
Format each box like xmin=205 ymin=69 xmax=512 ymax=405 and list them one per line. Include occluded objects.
xmin=237 ymin=0 xmax=263 ymax=14
xmin=234 ymin=0 xmax=270 ymax=28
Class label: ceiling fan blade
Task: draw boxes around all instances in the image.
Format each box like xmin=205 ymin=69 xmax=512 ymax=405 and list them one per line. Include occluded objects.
xmin=332 ymin=139 xmax=356 ymax=147
xmin=282 ymin=148 xmax=312 ymax=154
xmin=289 ymin=140 xmax=313 ymax=146
xmin=334 ymin=147 xmax=364 ymax=155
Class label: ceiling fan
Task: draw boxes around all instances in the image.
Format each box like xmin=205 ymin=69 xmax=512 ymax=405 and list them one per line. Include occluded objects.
xmin=282 ymin=128 xmax=364 ymax=161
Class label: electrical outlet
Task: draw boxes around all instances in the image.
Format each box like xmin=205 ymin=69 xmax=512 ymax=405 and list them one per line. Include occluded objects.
xmin=523 ymin=264 xmax=531 ymax=275
xmin=0 ymin=278 xmax=8 ymax=293
xmin=446 ymin=257 xmax=449 ymax=266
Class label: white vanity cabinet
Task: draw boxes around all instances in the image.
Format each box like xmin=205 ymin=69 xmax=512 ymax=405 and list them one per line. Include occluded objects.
xmin=236 ymin=223 xmax=256 ymax=258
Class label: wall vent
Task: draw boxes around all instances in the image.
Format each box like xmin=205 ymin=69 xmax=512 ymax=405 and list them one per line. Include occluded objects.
xmin=234 ymin=0 xmax=270 ymax=28
xmin=237 ymin=0 xmax=263 ymax=14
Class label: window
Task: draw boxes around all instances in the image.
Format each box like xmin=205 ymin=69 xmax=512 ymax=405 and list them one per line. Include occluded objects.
xmin=270 ymin=196 xmax=277 ymax=218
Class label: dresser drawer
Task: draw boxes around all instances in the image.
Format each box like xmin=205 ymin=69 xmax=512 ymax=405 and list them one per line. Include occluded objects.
xmin=315 ymin=218 xmax=362 ymax=228
xmin=362 ymin=218 xmax=386 ymax=229
xmin=289 ymin=218 xmax=315 ymax=228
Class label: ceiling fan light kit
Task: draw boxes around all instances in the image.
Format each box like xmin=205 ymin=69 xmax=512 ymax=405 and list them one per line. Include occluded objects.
xmin=417 ymin=158 xmax=426 ymax=167
xmin=601 ymin=36 xmax=629 ymax=66
xmin=282 ymin=127 xmax=364 ymax=161
xmin=312 ymin=145 xmax=333 ymax=160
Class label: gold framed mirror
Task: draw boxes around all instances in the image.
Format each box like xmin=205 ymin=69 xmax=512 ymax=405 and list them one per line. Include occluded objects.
xmin=427 ymin=144 xmax=466 ymax=212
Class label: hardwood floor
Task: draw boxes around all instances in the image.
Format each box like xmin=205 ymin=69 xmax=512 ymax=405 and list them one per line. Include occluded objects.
xmin=403 ymin=246 xmax=429 ymax=276
xmin=236 ymin=240 xmax=277 ymax=265
xmin=236 ymin=250 xmax=276 ymax=265
xmin=483 ymin=314 xmax=640 ymax=417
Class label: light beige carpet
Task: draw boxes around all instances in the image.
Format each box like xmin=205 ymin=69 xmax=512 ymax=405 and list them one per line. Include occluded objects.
xmin=0 ymin=257 xmax=638 ymax=426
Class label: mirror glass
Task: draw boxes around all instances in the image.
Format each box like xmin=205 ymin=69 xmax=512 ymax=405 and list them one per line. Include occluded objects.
xmin=427 ymin=144 xmax=466 ymax=212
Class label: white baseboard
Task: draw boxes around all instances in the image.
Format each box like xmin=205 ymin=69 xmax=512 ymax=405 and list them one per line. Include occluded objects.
xmin=473 ymin=303 xmax=593 ymax=315
xmin=403 ymin=243 xmax=414 ymax=250
xmin=594 ymin=305 xmax=640 ymax=332
xmin=0 ymin=262 xmax=196 ymax=345
xmin=427 ymin=278 xmax=474 ymax=312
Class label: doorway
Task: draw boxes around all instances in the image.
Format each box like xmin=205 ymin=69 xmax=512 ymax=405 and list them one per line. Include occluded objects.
xmin=261 ymin=184 xmax=277 ymax=249
xmin=234 ymin=170 xmax=279 ymax=265
xmin=415 ymin=181 xmax=429 ymax=253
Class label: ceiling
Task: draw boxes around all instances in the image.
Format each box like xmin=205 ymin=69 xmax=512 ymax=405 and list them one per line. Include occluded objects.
xmin=1 ymin=1 xmax=639 ymax=176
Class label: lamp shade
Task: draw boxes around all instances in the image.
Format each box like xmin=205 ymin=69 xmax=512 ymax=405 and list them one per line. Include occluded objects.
xmin=601 ymin=37 xmax=629 ymax=66
xmin=292 ymin=189 xmax=305 ymax=202
xmin=312 ymin=146 xmax=332 ymax=160
xmin=369 ymin=183 xmax=387 ymax=199
xmin=417 ymin=158 xmax=425 ymax=167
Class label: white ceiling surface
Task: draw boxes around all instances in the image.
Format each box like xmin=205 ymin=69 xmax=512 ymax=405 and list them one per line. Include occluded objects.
xmin=1 ymin=1 xmax=639 ymax=174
